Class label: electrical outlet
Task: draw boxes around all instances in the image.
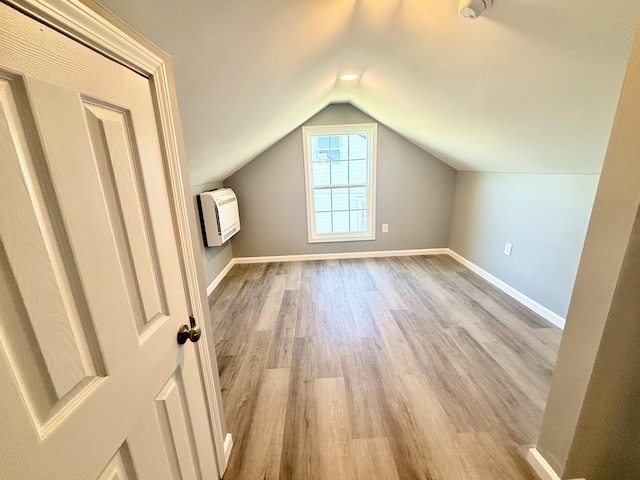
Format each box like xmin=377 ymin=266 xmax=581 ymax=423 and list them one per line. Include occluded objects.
xmin=382 ymin=224 xmax=389 ymax=233
xmin=503 ymin=242 xmax=513 ymax=256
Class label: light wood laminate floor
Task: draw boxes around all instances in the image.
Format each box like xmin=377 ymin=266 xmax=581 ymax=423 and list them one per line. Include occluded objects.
xmin=209 ymin=255 xmax=562 ymax=480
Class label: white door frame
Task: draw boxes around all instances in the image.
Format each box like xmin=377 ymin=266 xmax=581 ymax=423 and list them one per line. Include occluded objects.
xmin=3 ymin=0 xmax=231 ymax=475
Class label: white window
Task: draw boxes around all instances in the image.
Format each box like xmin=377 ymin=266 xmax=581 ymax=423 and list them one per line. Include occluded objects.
xmin=302 ymin=123 xmax=377 ymax=243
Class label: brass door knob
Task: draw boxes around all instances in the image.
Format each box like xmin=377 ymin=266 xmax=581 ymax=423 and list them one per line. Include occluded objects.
xmin=177 ymin=316 xmax=201 ymax=344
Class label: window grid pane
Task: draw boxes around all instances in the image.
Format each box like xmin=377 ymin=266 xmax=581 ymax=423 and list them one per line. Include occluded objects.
xmin=332 ymin=211 xmax=349 ymax=233
xmin=307 ymin=127 xmax=374 ymax=239
xmin=331 ymin=188 xmax=349 ymax=211
xmin=312 ymin=186 xmax=368 ymax=233
xmin=316 ymin=212 xmax=332 ymax=234
xmin=330 ymin=160 xmax=348 ymax=185
xmin=350 ymin=210 xmax=366 ymax=232
xmin=314 ymin=189 xmax=332 ymax=212
xmin=312 ymin=161 xmax=330 ymax=187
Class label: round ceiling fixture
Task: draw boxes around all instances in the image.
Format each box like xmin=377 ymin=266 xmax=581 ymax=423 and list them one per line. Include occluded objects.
xmin=458 ymin=0 xmax=492 ymax=19
xmin=339 ymin=73 xmax=360 ymax=82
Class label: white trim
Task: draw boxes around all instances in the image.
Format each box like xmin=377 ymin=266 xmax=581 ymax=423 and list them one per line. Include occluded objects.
xmin=223 ymin=434 xmax=234 ymax=466
xmin=206 ymin=258 xmax=236 ymax=296
xmin=302 ymin=123 xmax=377 ymax=243
xmin=527 ymin=448 xmax=561 ymax=480
xmin=447 ymin=249 xmax=566 ymax=329
xmin=234 ymin=248 xmax=449 ymax=264
xmin=526 ymin=449 xmax=586 ymax=480
xmin=8 ymin=1 xmax=229 ymax=475
xmin=6 ymin=0 xmax=160 ymax=74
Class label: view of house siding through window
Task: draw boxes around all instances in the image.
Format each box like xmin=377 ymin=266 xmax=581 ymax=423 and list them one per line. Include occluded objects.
xmin=312 ymin=134 xmax=367 ymax=234
xmin=303 ymin=124 xmax=377 ymax=243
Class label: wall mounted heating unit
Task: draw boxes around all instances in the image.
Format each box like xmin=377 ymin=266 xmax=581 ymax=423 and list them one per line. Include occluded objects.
xmin=197 ymin=188 xmax=240 ymax=247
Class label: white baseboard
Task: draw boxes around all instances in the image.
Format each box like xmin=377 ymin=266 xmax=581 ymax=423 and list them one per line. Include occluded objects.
xmin=206 ymin=258 xmax=237 ymax=296
xmin=526 ymin=448 xmax=586 ymax=480
xmin=223 ymin=433 xmax=233 ymax=470
xmin=233 ymin=248 xmax=448 ymax=264
xmin=527 ymin=448 xmax=560 ymax=480
xmin=205 ymin=249 xmax=566 ymax=331
xmin=447 ymin=249 xmax=566 ymax=329
xmin=527 ymin=448 xmax=572 ymax=480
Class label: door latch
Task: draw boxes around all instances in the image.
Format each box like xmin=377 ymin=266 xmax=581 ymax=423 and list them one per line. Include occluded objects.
xmin=177 ymin=316 xmax=202 ymax=345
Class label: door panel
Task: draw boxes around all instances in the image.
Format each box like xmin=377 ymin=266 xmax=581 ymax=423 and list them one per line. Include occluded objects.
xmin=0 ymin=3 xmax=219 ymax=479
xmin=23 ymin=76 xmax=141 ymax=372
xmin=156 ymin=374 xmax=202 ymax=480
xmin=98 ymin=444 xmax=138 ymax=480
xmin=0 ymin=76 xmax=108 ymax=429
xmin=82 ymin=102 xmax=169 ymax=334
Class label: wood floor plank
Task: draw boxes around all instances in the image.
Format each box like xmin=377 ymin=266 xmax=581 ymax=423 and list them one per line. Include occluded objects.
xmin=353 ymin=438 xmax=400 ymax=480
xmin=211 ymin=255 xmax=562 ymax=480
xmin=320 ymin=440 xmax=358 ymax=479
xmin=364 ymin=259 xmax=408 ymax=310
xmin=266 ymin=289 xmax=298 ymax=369
xmin=367 ymin=294 xmax=420 ymax=376
xmin=208 ymin=266 xmax=246 ymax=322
xmin=457 ymin=269 xmax=550 ymax=329
xmin=314 ymin=335 xmax=343 ymax=378
xmin=295 ymin=276 xmax=317 ymax=338
xmin=255 ymin=274 xmax=286 ymax=331
xmin=315 ymin=377 xmax=351 ymax=442
xmin=345 ymin=287 xmax=378 ymax=338
xmin=280 ymin=336 xmax=320 ymax=479
xmin=284 ymin=261 xmax=303 ymax=291
xmin=341 ymin=347 xmax=389 ymax=439
xmin=456 ymin=432 xmax=538 ymax=480
xmin=399 ymin=374 xmax=471 ymax=479
xmin=315 ymin=377 xmax=358 ymax=478
xmin=218 ymin=331 xmax=274 ymax=479
xmin=215 ymin=332 xmax=250 ymax=394
xmin=359 ymin=336 xmax=438 ymax=480
xmin=220 ymin=330 xmax=273 ymax=423
xmin=231 ymin=368 xmax=289 ymax=480
xmin=446 ymin=328 xmax=544 ymax=444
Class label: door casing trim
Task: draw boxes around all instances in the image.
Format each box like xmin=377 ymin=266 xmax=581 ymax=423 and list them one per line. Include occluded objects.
xmin=3 ymin=0 xmax=229 ymax=475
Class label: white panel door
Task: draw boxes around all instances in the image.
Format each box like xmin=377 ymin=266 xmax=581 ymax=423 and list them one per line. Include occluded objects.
xmin=0 ymin=3 xmax=220 ymax=479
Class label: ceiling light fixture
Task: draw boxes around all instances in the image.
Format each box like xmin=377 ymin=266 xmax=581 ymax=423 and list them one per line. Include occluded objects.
xmin=458 ymin=0 xmax=492 ymax=19
xmin=339 ymin=73 xmax=360 ymax=82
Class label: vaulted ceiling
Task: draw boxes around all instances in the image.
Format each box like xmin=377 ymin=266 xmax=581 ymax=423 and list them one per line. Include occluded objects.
xmin=96 ymin=0 xmax=640 ymax=185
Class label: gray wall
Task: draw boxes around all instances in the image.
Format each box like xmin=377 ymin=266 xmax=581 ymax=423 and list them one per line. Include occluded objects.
xmin=537 ymin=21 xmax=640 ymax=478
xmin=225 ymin=104 xmax=457 ymax=257
xmin=564 ymin=209 xmax=640 ymax=477
xmin=191 ymin=182 xmax=234 ymax=287
xmin=449 ymin=172 xmax=598 ymax=318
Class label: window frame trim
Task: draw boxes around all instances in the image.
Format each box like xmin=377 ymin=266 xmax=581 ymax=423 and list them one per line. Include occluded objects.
xmin=302 ymin=123 xmax=378 ymax=243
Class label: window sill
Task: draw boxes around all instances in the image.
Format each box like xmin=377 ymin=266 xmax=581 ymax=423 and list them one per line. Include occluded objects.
xmin=308 ymin=233 xmax=376 ymax=243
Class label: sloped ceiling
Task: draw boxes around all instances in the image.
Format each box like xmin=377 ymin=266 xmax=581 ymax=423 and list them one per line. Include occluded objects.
xmin=96 ymin=0 xmax=640 ymax=185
